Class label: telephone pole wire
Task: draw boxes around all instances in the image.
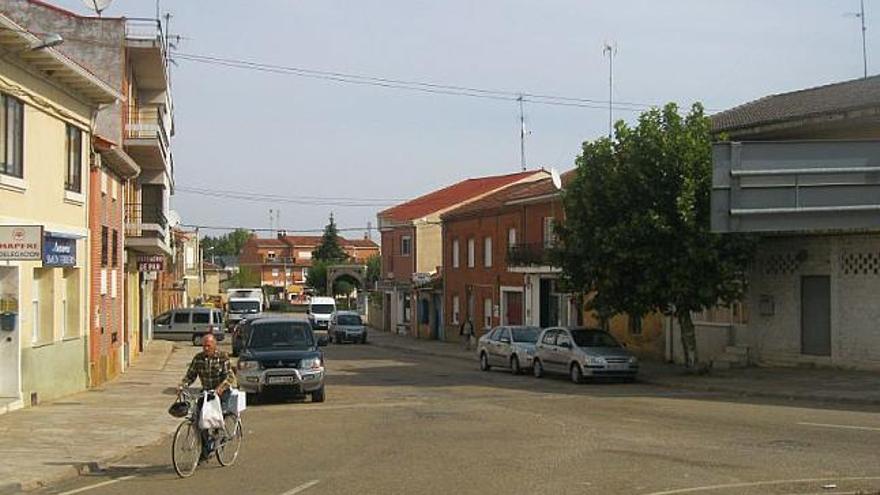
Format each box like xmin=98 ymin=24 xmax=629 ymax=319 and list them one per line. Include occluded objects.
xmin=518 ymin=94 xmax=526 ymax=171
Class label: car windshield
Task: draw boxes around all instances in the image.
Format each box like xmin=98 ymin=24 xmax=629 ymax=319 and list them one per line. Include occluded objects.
xmin=511 ymin=327 xmax=540 ymax=343
xmin=337 ymin=314 xmax=362 ymax=326
xmin=570 ymin=329 xmax=620 ymax=348
xmin=229 ymin=301 xmax=260 ymax=313
xmin=247 ymin=322 xmax=314 ymax=349
xmin=311 ymin=304 xmax=334 ymax=315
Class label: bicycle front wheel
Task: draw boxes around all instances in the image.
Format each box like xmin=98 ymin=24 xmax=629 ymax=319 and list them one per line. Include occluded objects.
xmin=216 ymin=413 xmax=243 ymax=467
xmin=172 ymin=420 xmax=201 ymax=478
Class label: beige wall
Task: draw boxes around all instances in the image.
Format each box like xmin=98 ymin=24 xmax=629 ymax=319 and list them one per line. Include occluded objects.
xmin=415 ymin=220 xmax=442 ymax=275
xmin=0 ymin=57 xmax=95 ymax=404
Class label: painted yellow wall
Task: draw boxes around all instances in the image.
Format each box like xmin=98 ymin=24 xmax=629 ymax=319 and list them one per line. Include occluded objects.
xmin=415 ymin=221 xmax=442 ymax=274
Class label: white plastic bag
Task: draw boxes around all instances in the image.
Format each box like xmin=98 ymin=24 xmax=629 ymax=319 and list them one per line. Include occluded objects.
xmin=199 ymin=392 xmax=224 ymax=430
xmin=229 ymin=388 xmax=246 ymax=413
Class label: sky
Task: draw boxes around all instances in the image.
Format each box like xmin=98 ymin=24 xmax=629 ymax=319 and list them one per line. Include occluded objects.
xmin=54 ymin=0 xmax=875 ymax=240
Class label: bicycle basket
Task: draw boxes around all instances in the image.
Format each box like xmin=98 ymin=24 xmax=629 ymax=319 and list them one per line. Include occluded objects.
xmin=168 ymin=400 xmax=190 ymax=418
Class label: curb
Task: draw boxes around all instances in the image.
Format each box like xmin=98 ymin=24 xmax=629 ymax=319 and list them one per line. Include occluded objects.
xmin=371 ymin=334 xmax=880 ymax=407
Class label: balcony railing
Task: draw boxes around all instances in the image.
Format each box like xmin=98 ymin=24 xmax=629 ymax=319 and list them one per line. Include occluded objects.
xmin=264 ymin=257 xmax=297 ymax=265
xmin=125 ymin=202 xmax=167 ymax=237
xmin=125 ymin=18 xmax=168 ymax=51
xmin=126 ymin=107 xmax=170 ymax=152
xmin=507 ymin=242 xmax=558 ymax=267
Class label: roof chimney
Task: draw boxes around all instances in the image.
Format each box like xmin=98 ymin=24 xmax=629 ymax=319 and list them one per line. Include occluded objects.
xmin=277 ymin=230 xmax=287 ymax=239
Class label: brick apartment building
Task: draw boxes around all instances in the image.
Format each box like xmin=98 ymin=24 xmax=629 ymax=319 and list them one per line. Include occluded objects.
xmin=240 ymin=233 xmax=379 ymax=300
xmin=377 ymin=170 xmax=545 ymax=338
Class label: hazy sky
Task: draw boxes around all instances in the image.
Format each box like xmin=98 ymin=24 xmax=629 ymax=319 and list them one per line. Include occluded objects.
xmin=55 ymin=0 xmax=874 ymax=239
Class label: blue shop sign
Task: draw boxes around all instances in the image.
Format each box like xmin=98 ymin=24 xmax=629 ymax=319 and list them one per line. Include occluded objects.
xmin=43 ymin=234 xmax=76 ymax=267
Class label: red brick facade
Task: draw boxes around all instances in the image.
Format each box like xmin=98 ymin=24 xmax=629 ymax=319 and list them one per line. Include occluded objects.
xmin=380 ymin=226 xmax=416 ymax=283
xmin=88 ymin=166 xmax=125 ymax=386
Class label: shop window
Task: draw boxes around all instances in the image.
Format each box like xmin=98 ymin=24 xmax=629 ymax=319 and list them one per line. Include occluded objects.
xmin=63 ymin=268 xmax=80 ymax=338
xmin=32 ymin=268 xmax=54 ymax=344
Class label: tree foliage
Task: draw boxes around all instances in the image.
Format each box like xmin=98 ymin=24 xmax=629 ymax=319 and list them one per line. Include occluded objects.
xmin=225 ymin=265 xmax=261 ymax=289
xmin=365 ymin=253 xmax=381 ymax=287
xmin=556 ymin=103 xmax=756 ymax=367
xmin=312 ymin=213 xmax=349 ymax=263
xmin=202 ymin=228 xmax=252 ymax=258
xmin=306 ymin=260 xmax=329 ymax=296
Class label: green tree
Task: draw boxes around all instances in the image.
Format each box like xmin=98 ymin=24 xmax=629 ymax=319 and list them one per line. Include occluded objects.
xmin=365 ymin=253 xmax=381 ymax=287
xmin=203 ymin=228 xmax=252 ymax=258
xmin=312 ymin=214 xmax=349 ymax=262
xmin=306 ymin=260 xmax=328 ymax=296
xmin=556 ymin=103 xmax=755 ymax=368
xmin=225 ymin=265 xmax=260 ymax=288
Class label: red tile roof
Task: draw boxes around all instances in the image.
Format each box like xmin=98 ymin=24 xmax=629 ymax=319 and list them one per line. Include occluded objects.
xmin=442 ymin=170 xmax=574 ymax=220
xmin=249 ymin=235 xmax=378 ymax=249
xmin=378 ymin=170 xmax=541 ymax=222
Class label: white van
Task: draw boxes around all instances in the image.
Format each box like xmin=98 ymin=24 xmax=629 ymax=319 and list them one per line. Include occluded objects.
xmin=154 ymin=307 xmax=225 ymax=345
xmin=308 ymin=296 xmax=336 ymax=333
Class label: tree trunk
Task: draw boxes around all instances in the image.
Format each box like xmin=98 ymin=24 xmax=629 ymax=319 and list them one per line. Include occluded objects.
xmin=677 ymin=310 xmax=698 ymax=368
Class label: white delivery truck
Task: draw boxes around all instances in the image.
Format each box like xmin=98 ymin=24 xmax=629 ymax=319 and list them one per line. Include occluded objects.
xmin=307 ymin=296 xmax=336 ymax=335
xmin=225 ymin=288 xmax=265 ymax=331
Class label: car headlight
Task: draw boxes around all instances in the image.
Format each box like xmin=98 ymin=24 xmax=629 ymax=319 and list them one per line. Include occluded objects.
xmin=299 ymin=357 xmax=322 ymax=371
xmin=238 ymin=360 xmax=260 ymax=371
xmin=628 ymin=356 xmax=638 ymax=364
xmin=585 ymin=356 xmax=607 ymax=366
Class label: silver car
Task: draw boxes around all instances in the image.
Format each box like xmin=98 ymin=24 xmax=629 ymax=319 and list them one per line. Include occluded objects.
xmin=329 ymin=311 xmax=367 ymax=344
xmin=533 ymin=327 xmax=639 ymax=383
xmin=477 ymin=326 xmax=541 ymax=374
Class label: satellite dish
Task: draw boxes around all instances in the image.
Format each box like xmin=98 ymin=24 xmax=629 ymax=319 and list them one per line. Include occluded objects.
xmin=550 ymin=168 xmax=562 ymax=191
xmin=82 ymin=0 xmax=113 ymax=15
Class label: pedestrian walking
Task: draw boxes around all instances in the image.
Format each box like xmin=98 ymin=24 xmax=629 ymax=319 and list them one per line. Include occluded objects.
xmin=459 ymin=318 xmax=475 ymax=350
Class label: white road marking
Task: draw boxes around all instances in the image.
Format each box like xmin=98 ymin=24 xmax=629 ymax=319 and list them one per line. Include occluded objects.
xmin=798 ymin=422 xmax=880 ymax=432
xmin=643 ymin=476 xmax=880 ymax=495
xmin=281 ymin=480 xmax=320 ymax=495
xmin=56 ymin=476 xmax=136 ymax=495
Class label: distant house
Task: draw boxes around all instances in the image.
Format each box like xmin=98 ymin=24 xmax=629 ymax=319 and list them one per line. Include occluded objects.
xmin=709 ymin=75 xmax=880 ymax=370
xmin=377 ymin=171 xmax=546 ymax=338
xmin=239 ymin=233 xmax=379 ymax=300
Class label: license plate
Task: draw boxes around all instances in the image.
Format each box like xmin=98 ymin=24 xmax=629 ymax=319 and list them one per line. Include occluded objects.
xmin=267 ymin=376 xmax=296 ymax=384
xmin=608 ymin=363 xmax=628 ymax=371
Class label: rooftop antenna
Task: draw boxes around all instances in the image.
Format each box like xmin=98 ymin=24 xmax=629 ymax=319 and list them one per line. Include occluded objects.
xmin=846 ymin=0 xmax=869 ymax=78
xmin=81 ymin=0 xmax=113 ymax=16
xmin=603 ymin=41 xmax=618 ymax=138
xmin=518 ymin=94 xmax=526 ymax=171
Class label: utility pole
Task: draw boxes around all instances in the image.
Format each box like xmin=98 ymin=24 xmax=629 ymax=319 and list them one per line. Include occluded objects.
xmin=603 ymin=41 xmax=617 ymax=138
xmin=518 ymin=94 xmax=526 ymax=171
xmin=861 ymin=0 xmax=868 ymax=79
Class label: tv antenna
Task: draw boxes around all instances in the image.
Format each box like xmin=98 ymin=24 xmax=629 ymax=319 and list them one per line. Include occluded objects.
xmin=518 ymin=94 xmax=529 ymax=171
xmin=81 ymin=0 xmax=113 ymax=16
xmin=603 ymin=41 xmax=618 ymax=138
xmin=845 ymin=0 xmax=869 ymax=78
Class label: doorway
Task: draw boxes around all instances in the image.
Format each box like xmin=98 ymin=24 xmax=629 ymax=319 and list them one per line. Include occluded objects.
xmin=801 ymin=275 xmax=831 ymax=356
xmin=0 ymin=266 xmax=20 ymax=401
xmin=503 ymin=290 xmax=523 ymax=325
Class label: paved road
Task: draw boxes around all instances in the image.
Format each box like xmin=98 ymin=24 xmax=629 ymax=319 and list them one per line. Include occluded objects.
xmin=36 ymin=342 xmax=880 ymax=495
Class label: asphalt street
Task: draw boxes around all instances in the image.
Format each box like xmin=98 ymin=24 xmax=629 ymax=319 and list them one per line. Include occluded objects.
xmin=35 ymin=341 xmax=880 ymax=495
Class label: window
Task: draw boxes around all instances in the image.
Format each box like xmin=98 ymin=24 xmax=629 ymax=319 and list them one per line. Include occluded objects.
xmin=154 ymin=312 xmax=172 ymax=325
xmin=192 ymin=312 xmax=210 ymax=324
xmin=267 ymin=251 xmax=276 ymax=261
xmin=541 ymin=330 xmax=557 ymax=346
xmin=272 ymin=269 xmax=279 ymax=277
xmin=508 ymin=228 xmax=517 ymax=247
xmin=452 ymin=239 xmax=460 ymax=268
xmin=64 ymin=124 xmax=82 ymax=193
xmin=629 ymin=315 xmax=642 ymax=335
xmin=173 ymin=312 xmax=190 ymax=324
xmin=483 ymin=297 xmax=492 ymax=328
xmin=452 ymin=295 xmax=460 ymax=325
xmin=100 ymin=268 xmax=107 ymax=295
xmin=484 ymin=237 xmax=492 ymax=268
xmin=63 ymin=268 xmax=80 ymax=338
xmin=467 ymin=238 xmax=475 ymax=268
xmin=401 ymin=236 xmax=412 ymax=256
xmin=32 ymin=268 xmax=54 ymax=344
xmin=110 ymin=269 xmax=117 ymax=299
xmin=557 ymin=332 xmax=573 ymax=348
xmin=111 ymin=230 xmax=119 ymax=267
xmin=0 ymin=94 xmax=24 ymax=178
xmin=499 ymin=327 xmax=510 ymax=342
xmin=110 ymin=176 xmax=117 ymax=200
xmin=543 ymin=217 xmax=557 ymax=247
xmin=100 ymin=226 xmax=108 ymax=267
xmin=100 ymin=170 xmax=107 ymax=195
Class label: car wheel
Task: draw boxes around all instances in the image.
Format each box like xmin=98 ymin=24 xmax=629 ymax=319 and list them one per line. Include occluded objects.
xmin=570 ymin=363 xmax=584 ymax=384
xmin=311 ymin=386 xmax=326 ymax=403
xmin=533 ymin=359 xmax=544 ymax=378
xmin=479 ymin=352 xmax=491 ymax=372
xmin=510 ymin=356 xmax=521 ymax=375
xmin=192 ymin=334 xmax=202 ymax=346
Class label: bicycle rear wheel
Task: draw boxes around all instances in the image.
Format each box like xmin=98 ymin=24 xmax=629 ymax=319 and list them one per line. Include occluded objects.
xmin=216 ymin=413 xmax=243 ymax=467
xmin=172 ymin=420 xmax=201 ymax=478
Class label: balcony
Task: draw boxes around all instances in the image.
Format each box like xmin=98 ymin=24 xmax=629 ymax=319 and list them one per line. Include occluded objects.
xmin=125 ymin=202 xmax=172 ymax=256
xmin=264 ymin=257 xmax=297 ymax=265
xmin=507 ymin=242 xmax=560 ymax=273
xmin=125 ymin=106 xmax=170 ymax=172
xmin=125 ymin=18 xmax=169 ymax=91
xmin=712 ymin=140 xmax=880 ymax=233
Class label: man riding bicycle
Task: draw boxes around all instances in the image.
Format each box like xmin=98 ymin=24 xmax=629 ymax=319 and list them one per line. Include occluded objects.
xmin=177 ymin=333 xmax=235 ymax=459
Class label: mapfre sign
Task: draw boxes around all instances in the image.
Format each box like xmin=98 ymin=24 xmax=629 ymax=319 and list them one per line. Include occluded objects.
xmin=0 ymin=225 xmax=43 ymax=261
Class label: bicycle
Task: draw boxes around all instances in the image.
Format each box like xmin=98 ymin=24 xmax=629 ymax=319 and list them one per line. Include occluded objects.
xmin=170 ymin=389 xmax=244 ymax=478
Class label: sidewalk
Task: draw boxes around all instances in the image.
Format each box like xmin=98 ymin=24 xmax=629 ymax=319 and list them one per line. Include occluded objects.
xmin=0 ymin=340 xmax=193 ymax=494
xmin=368 ymin=330 xmax=880 ymax=406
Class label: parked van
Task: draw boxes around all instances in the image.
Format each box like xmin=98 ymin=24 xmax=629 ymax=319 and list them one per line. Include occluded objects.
xmin=154 ymin=307 xmax=225 ymax=345
xmin=308 ymin=296 xmax=336 ymax=333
